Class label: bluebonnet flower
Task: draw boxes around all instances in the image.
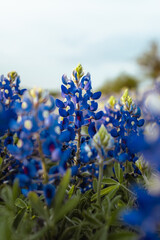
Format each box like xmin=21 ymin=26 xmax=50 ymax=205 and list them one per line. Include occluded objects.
xmin=102 ymin=90 xmax=145 ymax=172
xmin=0 ymin=72 xmax=26 ymax=183
xmin=0 ymin=72 xmax=26 ymax=107
xmin=55 ymin=65 xmax=104 ymax=192
xmin=44 ymin=184 xmax=56 ymax=206
xmin=55 ymin=65 xmax=106 ymax=193
xmin=7 ymin=88 xmax=71 ymax=203
xmin=56 ymin=64 xmax=103 ymax=155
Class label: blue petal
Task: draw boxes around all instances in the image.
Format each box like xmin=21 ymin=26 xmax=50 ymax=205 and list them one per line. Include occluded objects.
xmin=88 ymin=122 xmax=96 ymax=137
xmin=92 ymin=91 xmax=101 ymax=100
xmin=61 ymin=85 xmax=68 ymax=94
xmin=44 ymin=184 xmax=55 ymax=206
xmin=56 ymin=99 xmax=65 ymax=108
xmin=95 ymin=111 xmax=103 ymax=120
xmin=137 ymin=119 xmax=145 ymax=127
xmin=118 ymin=153 xmax=128 ymax=163
xmin=59 ymin=130 xmax=71 ymax=142
xmin=59 ymin=108 xmax=68 ymax=117
xmin=62 ymin=74 xmax=68 ymax=85
xmin=111 ymin=129 xmax=119 ymax=137
xmin=90 ymin=101 xmax=98 ymax=111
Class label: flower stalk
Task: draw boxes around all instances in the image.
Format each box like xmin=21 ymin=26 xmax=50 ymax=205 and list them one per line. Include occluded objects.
xmin=97 ymin=156 xmax=104 ymax=205
xmin=38 ymin=136 xmax=48 ymax=184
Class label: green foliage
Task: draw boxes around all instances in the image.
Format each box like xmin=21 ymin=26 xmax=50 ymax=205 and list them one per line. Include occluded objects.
xmin=0 ymin=160 xmax=140 ymax=240
xmin=99 ymin=73 xmax=139 ymax=95
xmin=137 ymin=41 xmax=160 ymax=79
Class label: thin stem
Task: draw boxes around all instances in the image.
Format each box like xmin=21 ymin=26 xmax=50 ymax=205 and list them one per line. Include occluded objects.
xmin=97 ymin=157 xmax=103 ymax=205
xmin=37 ymin=136 xmax=48 ymax=184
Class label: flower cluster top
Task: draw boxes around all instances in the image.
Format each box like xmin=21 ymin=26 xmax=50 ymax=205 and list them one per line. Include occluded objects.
xmin=56 ymin=64 xmax=103 ymax=142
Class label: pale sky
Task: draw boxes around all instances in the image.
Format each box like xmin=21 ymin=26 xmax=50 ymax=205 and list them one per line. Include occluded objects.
xmin=0 ymin=0 xmax=160 ymax=90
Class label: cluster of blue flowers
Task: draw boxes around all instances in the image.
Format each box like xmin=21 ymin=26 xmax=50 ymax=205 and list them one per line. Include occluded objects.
xmin=8 ymin=87 xmax=75 ymax=204
xmin=103 ymin=90 xmax=144 ymax=163
xmin=0 ymin=72 xmax=26 ymax=185
xmin=56 ymin=64 xmax=104 ymax=192
xmin=56 ymin=64 xmax=103 ymax=141
xmin=0 ymin=72 xmax=26 ymax=134
xmin=0 ymin=66 xmax=160 ymax=239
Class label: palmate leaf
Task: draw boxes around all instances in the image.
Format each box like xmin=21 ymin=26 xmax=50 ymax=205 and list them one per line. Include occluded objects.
xmin=102 ymin=178 xmax=119 ymax=185
xmin=107 ymin=186 xmax=121 ymax=200
xmin=91 ymin=185 xmax=119 ymax=202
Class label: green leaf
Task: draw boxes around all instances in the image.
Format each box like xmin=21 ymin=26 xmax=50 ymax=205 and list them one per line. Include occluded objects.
xmin=0 ymin=157 xmax=3 ymax=165
xmin=108 ymin=185 xmax=120 ymax=200
xmin=68 ymin=185 xmax=75 ymax=199
xmin=12 ymin=179 xmax=20 ymax=201
xmin=54 ymin=196 xmax=79 ymax=223
xmin=93 ymin=178 xmax=98 ymax=192
xmin=83 ymin=211 xmax=102 ymax=227
xmin=119 ymin=168 xmax=123 ymax=183
xmin=59 ymin=225 xmax=78 ymax=240
xmin=15 ymin=198 xmax=27 ymax=209
xmin=91 ymin=185 xmax=119 ymax=202
xmin=24 ymin=226 xmax=49 ymax=240
xmin=0 ymin=185 xmax=14 ymax=210
xmin=28 ymin=192 xmax=47 ymax=219
xmin=54 ymin=169 xmax=71 ymax=210
xmin=102 ymin=178 xmax=119 ymax=185
xmin=108 ymin=231 xmax=137 ymax=240
xmin=1 ymin=185 xmax=13 ymax=203
xmin=93 ymin=227 xmax=108 ymax=240
xmin=0 ymin=218 xmax=12 ymax=240
xmin=12 ymin=208 xmax=26 ymax=229
xmin=114 ymin=162 xmax=120 ymax=180
xmin=110 ymin=195 xmax=122 ymax=207
xmin=114 ymin=162 xmax=123 ymax=183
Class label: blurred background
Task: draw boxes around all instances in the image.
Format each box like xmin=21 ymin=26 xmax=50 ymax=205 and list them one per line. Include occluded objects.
xmin=0 ymin=0 xmax=160 ymax=95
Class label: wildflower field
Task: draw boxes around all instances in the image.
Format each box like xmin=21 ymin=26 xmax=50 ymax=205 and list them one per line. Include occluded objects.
xmin=0 ymin=64 xmax=160 ymax=240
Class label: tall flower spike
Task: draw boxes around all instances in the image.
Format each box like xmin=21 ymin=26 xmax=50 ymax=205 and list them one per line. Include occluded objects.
xmin=56 ymin=65 xmax=103 ymax=192
xmin=102 ymin=89 xmax=145 ymax=170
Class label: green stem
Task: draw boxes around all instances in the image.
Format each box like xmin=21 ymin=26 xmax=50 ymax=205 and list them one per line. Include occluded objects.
xmin=97 ymin=157 xmax=104 ymax=205
xmin=38 ymin=136 xmax=48 ymax=184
